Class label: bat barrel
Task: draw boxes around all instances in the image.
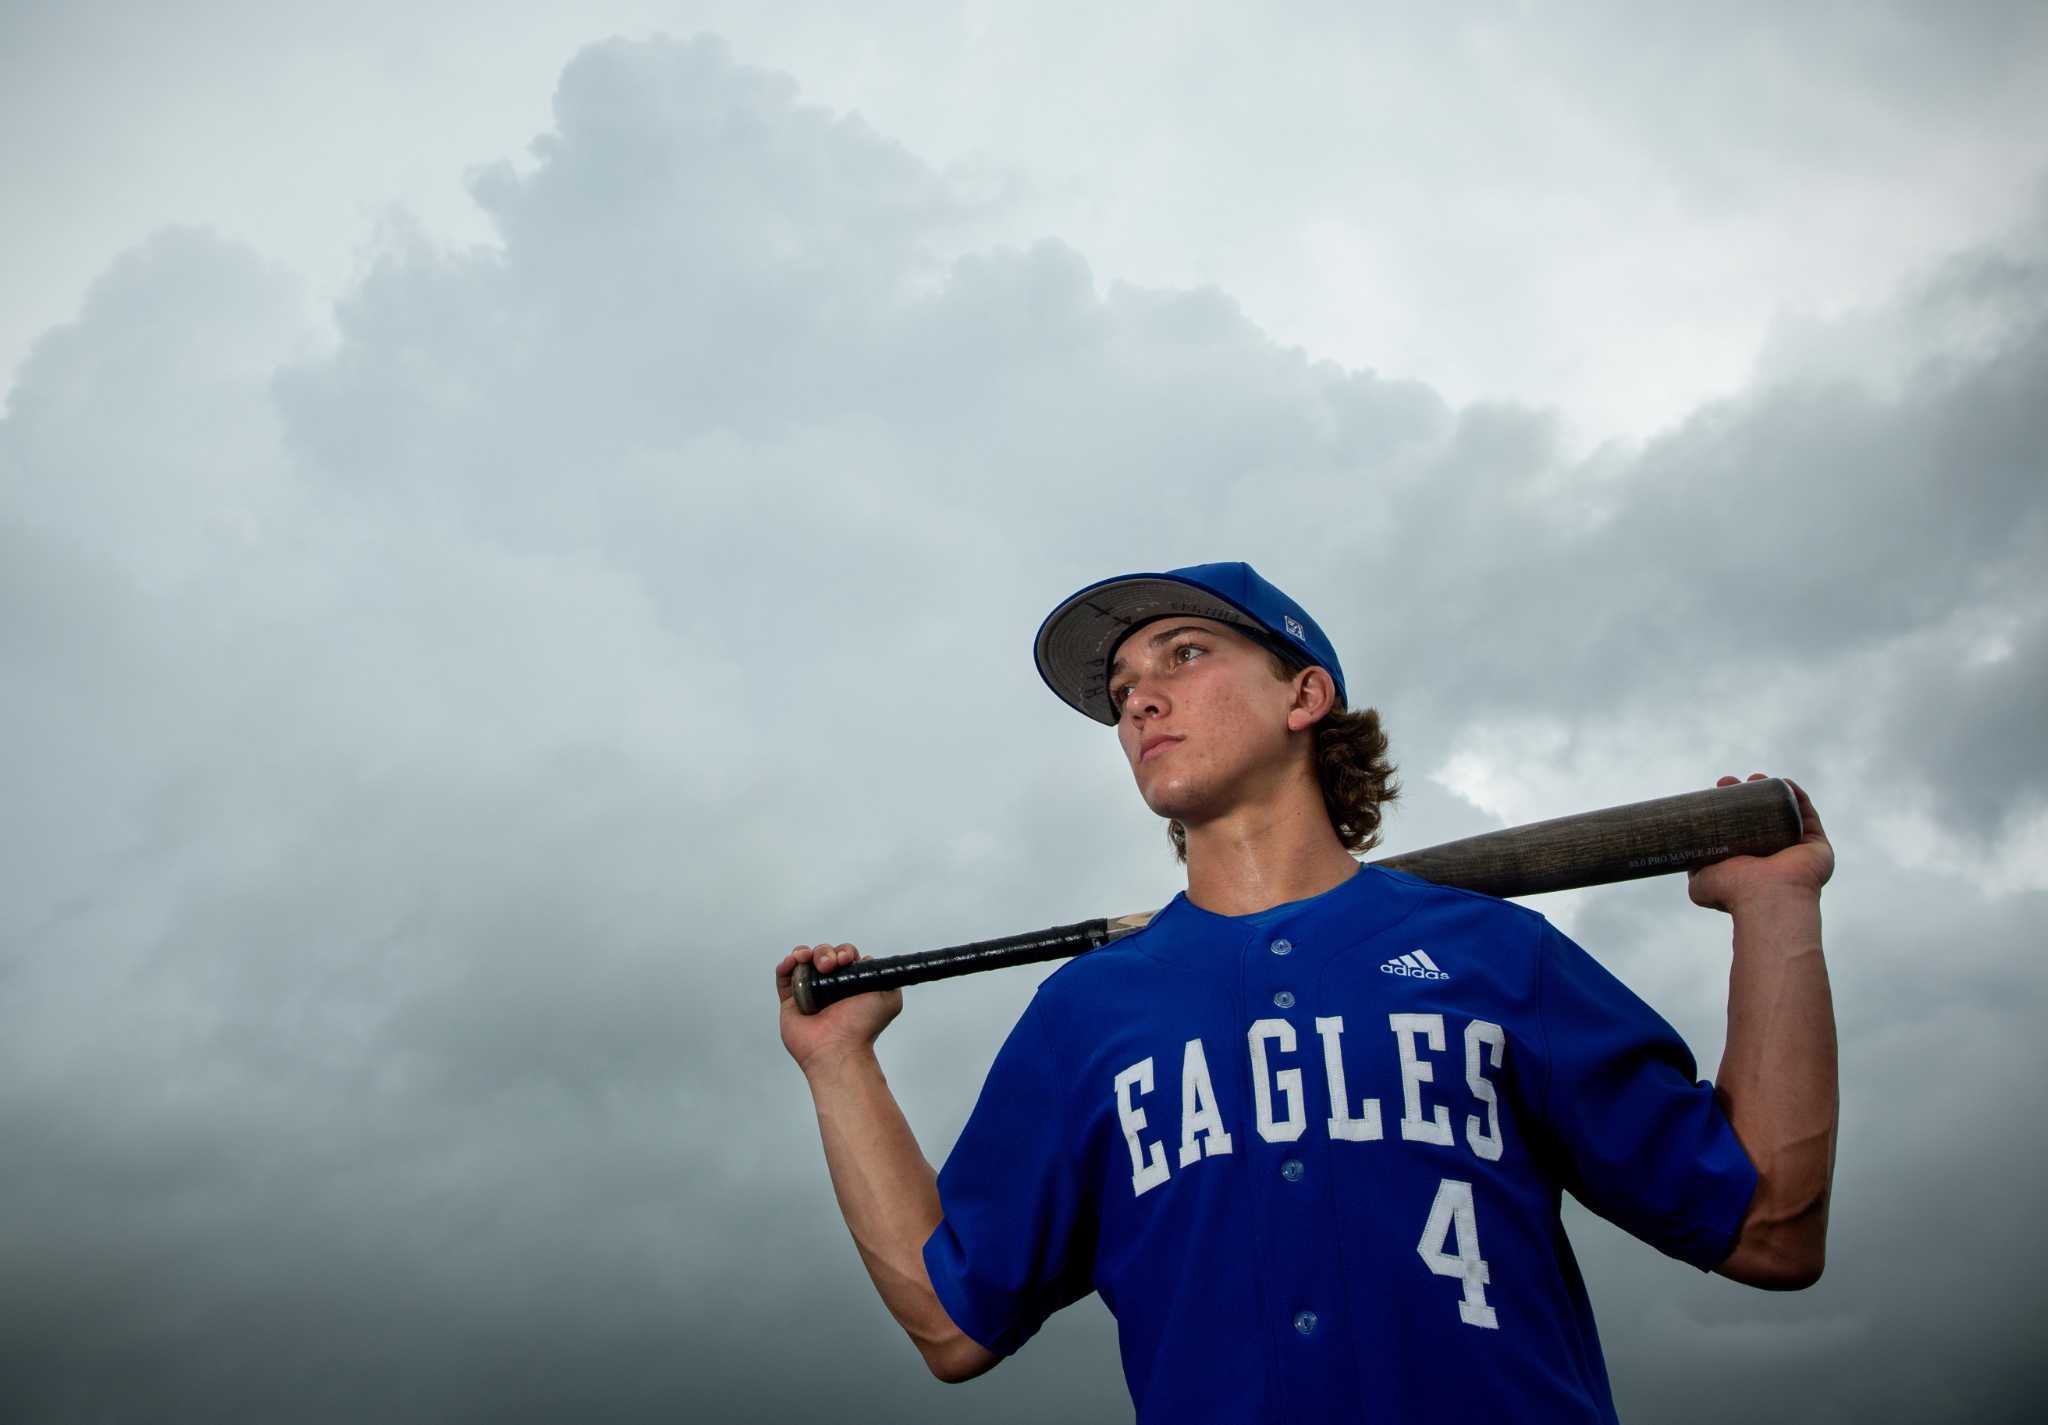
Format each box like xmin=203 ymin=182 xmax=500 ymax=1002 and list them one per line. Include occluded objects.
xmin=1370 ymin=776 xmax=1802 ymax=899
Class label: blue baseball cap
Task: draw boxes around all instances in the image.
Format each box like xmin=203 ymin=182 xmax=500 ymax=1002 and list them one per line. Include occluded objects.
xmin=1034 ymin=561 xmax=1348 ymax=724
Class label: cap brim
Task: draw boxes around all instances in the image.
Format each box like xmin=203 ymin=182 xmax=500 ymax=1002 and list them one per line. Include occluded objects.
xmin=1033 ymin=574 xmax=1271 ymax=724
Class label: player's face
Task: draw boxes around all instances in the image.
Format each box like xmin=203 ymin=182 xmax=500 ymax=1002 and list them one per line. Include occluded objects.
xmin=1111 ymin=618 xmax=1308 ymax=826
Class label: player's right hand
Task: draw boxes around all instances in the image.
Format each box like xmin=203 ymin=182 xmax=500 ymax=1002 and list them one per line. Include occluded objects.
xmin=776 ymin=943 xmax=904 ymax=1078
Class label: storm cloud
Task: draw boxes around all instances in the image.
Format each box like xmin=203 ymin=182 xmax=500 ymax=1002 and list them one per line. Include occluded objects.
xmin=3 ymin=27 xmax=2044 ymax=1424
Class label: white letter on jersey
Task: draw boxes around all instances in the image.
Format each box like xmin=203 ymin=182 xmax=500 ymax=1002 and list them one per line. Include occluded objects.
xmin=1179 ymin=1038 xmax=1235 ymax=1167
xmin=1417 ymin=1178 xmax=1499 ymax=1328
xmin=1247 ymin=1019 xmax=1306 ymax=1143
xmin=1314 ymin=1016 xmax=1383 ymax=1142
xmin=1464 ymin=1019 xmax=1506 ymax=1162
xmin=1114 ymin=1057 xmax=1171 ymax=1197
xmin=1389 ymin=1012 xmax=1453 ymax=1145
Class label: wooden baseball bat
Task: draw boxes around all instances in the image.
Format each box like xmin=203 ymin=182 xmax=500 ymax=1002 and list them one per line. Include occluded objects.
xmin=790 ymin=777 xmax=1803 ymax=1015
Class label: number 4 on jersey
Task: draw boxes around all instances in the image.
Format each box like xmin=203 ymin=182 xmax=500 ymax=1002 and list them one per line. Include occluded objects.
xmin=1417 ymin=1178 xmax=1499 ymax=1329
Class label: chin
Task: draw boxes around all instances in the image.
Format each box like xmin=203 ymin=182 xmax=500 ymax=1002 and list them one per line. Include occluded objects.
xmin=1138 ymin=777 xmax=1212 ymax=826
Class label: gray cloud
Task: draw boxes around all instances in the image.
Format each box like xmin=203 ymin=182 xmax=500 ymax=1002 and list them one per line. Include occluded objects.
xmin=2 ymin=32 xmax=2043 ymax=1423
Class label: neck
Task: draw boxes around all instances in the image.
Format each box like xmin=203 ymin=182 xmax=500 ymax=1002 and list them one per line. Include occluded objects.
xmin=1181 ymin=771 xmax=1360 ymax=918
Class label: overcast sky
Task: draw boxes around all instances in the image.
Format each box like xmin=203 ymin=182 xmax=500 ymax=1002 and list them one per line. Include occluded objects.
xmin=3 ymin=5 xmax=2045 ymax=1422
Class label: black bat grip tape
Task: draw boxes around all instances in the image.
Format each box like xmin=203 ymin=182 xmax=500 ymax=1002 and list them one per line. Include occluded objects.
xmin=792 ymin=918 xmax=1113 ymax=1015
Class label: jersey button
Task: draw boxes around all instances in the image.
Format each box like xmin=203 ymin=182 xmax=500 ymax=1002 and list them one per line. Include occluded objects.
xmin=1269 ymin=938 xmax=1293 ymax=956
xmin=1293 ymin=1310 xmax=1319 ymax=1336
xmin=1280 ymin=1157 xmax=1304 ymax=1182
xmin=1272 ymin=990 xmax=1296 ymax=1009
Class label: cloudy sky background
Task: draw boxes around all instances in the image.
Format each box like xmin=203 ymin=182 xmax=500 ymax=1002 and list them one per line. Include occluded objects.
xmin=4 ymin=4 xmax=2045 ymax=1420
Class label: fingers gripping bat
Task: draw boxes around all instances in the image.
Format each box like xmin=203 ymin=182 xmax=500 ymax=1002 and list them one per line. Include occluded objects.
xmin=790 ymin=777 xmax=1802 ymax=1015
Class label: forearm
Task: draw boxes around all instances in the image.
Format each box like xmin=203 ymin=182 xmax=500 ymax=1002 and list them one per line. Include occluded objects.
xmin=803 ymin=1046 xmax=994 ymax=1377
xmin=1714 ymin=886 xmax=1838 ymax=1286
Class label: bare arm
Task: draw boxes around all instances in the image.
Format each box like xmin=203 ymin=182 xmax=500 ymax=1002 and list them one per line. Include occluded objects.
xmin=1689 ymin=777 xmax=1838 ymax=1290
xmin=778 ymin=943 xmax=1001 ymax=1382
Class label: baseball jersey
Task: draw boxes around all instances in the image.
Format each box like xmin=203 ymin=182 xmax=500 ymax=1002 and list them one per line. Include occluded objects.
xmin=922 ymin=864 xmax=1757 ymax=1423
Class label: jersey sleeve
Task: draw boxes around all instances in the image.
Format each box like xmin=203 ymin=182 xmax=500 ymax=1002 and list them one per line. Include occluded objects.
xmin=1533 ymin=920 xmax=1759 ymax=1271
xmin=921 ymin=992 xmax=1097 ymax=1356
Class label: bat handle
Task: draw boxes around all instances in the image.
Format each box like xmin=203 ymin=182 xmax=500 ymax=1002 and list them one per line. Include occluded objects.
xmin=788 ymin=917 xmax=1144 ymax=1015
xmin=790 ymin=950 xmax=934 ymax=1015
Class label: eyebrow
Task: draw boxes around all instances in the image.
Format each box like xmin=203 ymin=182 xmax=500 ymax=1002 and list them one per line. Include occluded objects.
xmin=1108 ymin=624 xmax=1222 ymax=681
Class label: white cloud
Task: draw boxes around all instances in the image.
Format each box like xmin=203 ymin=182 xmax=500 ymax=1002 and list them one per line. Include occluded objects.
xmin=10 ymin=3 xmax=2048 ymax=443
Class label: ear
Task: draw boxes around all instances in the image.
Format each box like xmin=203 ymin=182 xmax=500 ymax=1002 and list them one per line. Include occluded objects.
xmin=1284 ymin=667 xmax=1338 ymax=732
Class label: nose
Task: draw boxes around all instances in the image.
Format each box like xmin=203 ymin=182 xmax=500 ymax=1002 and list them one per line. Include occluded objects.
xmin=1122 ymin=675 xmax=1168 ymax=723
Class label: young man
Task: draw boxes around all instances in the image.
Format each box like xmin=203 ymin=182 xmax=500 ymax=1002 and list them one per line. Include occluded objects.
xmin=775 ymin=561 xmax=1837 ymax=1423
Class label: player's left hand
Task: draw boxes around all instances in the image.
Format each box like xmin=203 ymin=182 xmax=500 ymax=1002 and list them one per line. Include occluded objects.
xmin=1687 ymin=774 xmax=1834 ymax=912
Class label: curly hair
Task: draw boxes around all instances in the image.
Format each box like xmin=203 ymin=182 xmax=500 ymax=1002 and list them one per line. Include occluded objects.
xmin=1165 ymin=649 xmax=1398 ymax=863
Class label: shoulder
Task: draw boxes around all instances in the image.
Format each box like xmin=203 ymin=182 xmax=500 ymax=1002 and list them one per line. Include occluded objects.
xmin=1022 ymin=907 xmax=1214 ymax=1035
xmin=1364 ymin=864 xmax=1553 ymax=943
xmin=1365 ymin=863 xmax=1548 ymax=919
xmin=1359 ymin=865 xmax=1559 ymax=1000
xmin=1033 ymin=915 xmax=1177 ymax=998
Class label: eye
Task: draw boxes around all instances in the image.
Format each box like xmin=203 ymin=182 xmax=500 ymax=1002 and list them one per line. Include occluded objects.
xmin=1112 ymin=640 xmax=1207 ymax=716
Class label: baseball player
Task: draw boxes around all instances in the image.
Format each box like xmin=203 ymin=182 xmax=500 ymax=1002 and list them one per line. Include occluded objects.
xmin=776 ymin=562 xmax=1837 ymax=1423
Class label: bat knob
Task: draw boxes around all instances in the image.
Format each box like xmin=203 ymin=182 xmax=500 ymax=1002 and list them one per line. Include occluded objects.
xmin=791 ymin=960 xmax=820 ymax=1016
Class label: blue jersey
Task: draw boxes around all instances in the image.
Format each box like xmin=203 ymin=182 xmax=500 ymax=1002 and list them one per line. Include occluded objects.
xmin=923 ymin=865 xmax=1757 ymax=1423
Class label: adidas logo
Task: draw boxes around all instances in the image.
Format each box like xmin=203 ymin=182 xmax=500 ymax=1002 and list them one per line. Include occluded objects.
xmin=1381 ymin=950 xmax=1449 ymax=980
